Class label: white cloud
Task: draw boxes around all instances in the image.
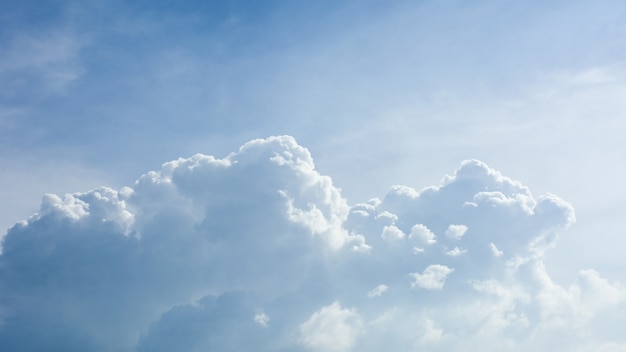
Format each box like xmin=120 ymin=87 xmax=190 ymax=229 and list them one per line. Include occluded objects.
xmin=0 ymin=136 xmax=623 ymax=351
xmin=409 ymin=265 xmax=455 ymax=290
xmin=419 ymin=319 xmax=445 ymax=344
xmin=381 ymin=225 xmax=405 ymax=242
xmin=445 ymin=224 xmax=468 ymax=240
xmin=409 ymin=223 xmax=437 ymax=244
xmin=374 ymin=211 xmax=398 ymax=223
xmin=254 ymin=312 xmax=270 ymax=327
xmin=445 ymin=246 xmax=467 ymax=257
xmin=367 ymin=284 xmax=389 ymax=298
xmin=489 ymin=242 xmax=504 ymax=257
xmin=299 ymin=302 xmax=363 ymax=352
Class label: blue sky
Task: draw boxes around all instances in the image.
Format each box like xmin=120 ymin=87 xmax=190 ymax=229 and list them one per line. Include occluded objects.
xmin=1 ymin=0 xmax=625 ymax=350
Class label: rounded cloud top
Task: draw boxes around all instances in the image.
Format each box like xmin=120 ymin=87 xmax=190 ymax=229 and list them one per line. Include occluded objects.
xmin=1 ymin=136 xmax=623 ymax=352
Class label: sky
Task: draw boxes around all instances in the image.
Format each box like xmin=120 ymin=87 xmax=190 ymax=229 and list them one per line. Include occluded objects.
xmin=1 ymin=0 xmax=625 ymax=351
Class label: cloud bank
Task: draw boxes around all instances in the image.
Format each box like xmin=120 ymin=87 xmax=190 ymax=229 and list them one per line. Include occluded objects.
xmin=0 ymin=136 xmax=623 ymax=351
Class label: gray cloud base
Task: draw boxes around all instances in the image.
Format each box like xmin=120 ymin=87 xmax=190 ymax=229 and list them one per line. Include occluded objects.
xmin=0 ymin=136 xmax=623 ymax=351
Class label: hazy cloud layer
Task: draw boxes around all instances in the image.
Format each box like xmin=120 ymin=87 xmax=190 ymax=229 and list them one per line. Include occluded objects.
xmin=0 ymin=136 xmax=623 ymax=351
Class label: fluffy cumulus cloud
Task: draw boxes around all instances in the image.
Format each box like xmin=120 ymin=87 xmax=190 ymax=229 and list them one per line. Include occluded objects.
xmin=445 ymin=224 xmax=468 ymax=240
xmin=409 ymin=264 xmax=455 ymax=290
xmin=0 ymin=136 xmax=624 ymax=351
xmin=299 ymin=301 xmax=363 ymax=352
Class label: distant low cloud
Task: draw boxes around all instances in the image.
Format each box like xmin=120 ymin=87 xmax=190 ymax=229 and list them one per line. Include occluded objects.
xmin=409 ymin=264 xmax=454 ymax=290
xmin=409 ymin=223 xmax=437 ymax=244
xmin=0 ymin=136 xmax=623 ymax=351
xmin=367 ymin=284 xmax=389 ymax=298
xmin=299 ymin=301 xmax=363 ymax=352
xmin=254 ymin=312 xmax=270 ymax=327
xmin=445 ymin=224 xmax=468 ymax=240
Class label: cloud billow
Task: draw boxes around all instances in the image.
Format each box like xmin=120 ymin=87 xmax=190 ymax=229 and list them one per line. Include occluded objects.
xmin=0 ymin=136 xmax=623 ymax=351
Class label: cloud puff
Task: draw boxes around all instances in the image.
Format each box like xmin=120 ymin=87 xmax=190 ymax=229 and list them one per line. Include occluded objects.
xmin=367 ymin=284 xmax=389 ymax=298
xmin=409 ymin=223 xmax=437 ymax=244
xmin=0 ymin=136 xmax=623 ymax=351
xmin=445 ymin=224 xmax=468 ymax=240
xmin=409 ymin=264 xmax=455 ymax=290
xmin=299 ymin=301 xmax=363 ymax=352
xmin=254 ymin=312 xmax=270 ymax=327
xmin=381 ymin=225 xmax=406 ymax=242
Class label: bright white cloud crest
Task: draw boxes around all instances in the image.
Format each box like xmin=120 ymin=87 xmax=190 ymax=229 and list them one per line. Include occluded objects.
xmin=0 ymin=136 xmax=623 ymax=351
